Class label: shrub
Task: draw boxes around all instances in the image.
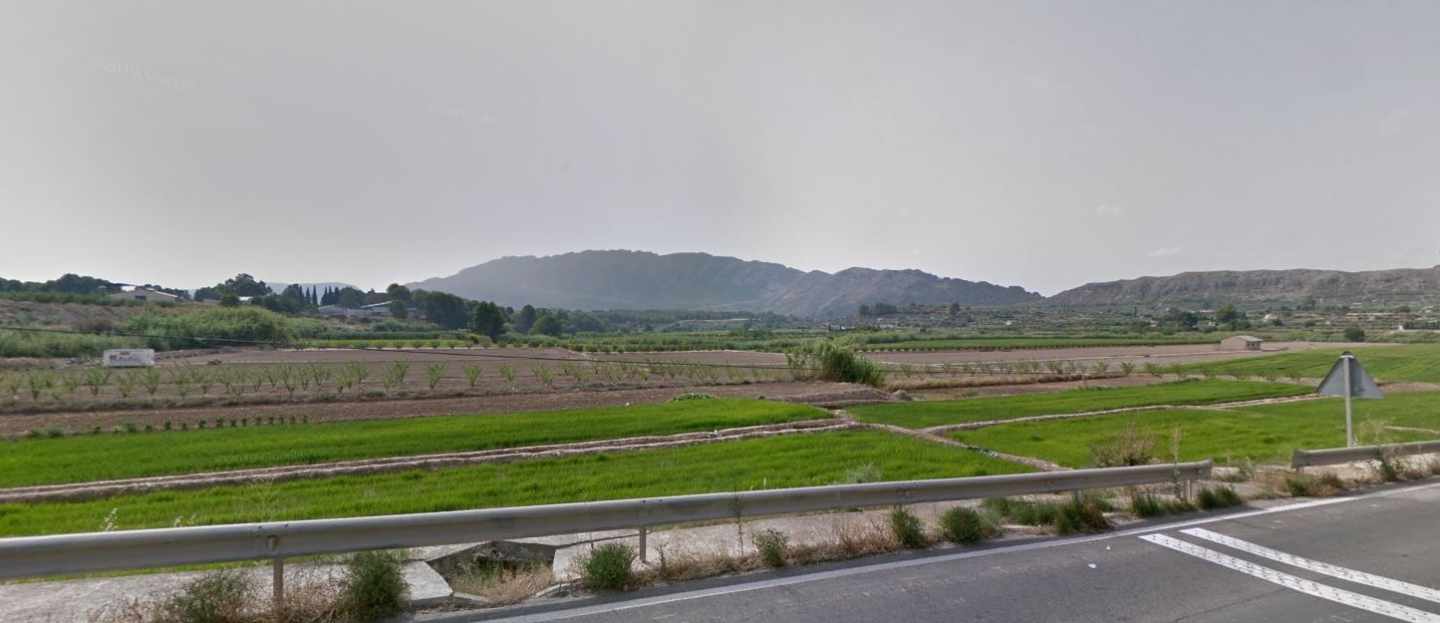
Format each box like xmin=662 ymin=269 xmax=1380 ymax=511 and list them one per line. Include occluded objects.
xmin=753 ymin=529 xmax=790 ymax=568
xmin=940 ymin=507 xmax=998 ymax=545
xmin=1196 ymin=486 xmax=1243 ymax=510
xmin=669 ymin=392 xmax=716 ymax=402
xmin=127 ymin=307 xmax=294 ymax=350
xmin=1129 ymin=491 xmax=1195 ymax=517
xmin=786 ymin=341 xmax=886 ymax=387
xmin=1089 ymin=421 xmax=1158 ymax=467
xmin=1054 ymin=494 xmax=1111 ymax=535
xmin=338 ymin=550 xmax=409 ymax=622
xmin=463 ymin=365 xmax=483 ymax=388
xmin=1285 ymin=475 xmax=1316 ymax=497
xmin=580 ymin=543 xmax=635 ymax=591
xmin=1344 ymin=327 xmax=1367 ymax=342
xmin=153 ymin=569 xmax=256 ymax=623
xmin=889 ymin=508 xmax=928 ymax=549
xmin=425 ymin=363 xmax=446 ymax=390
xmin=834 ymin=463 xmax=883 ymax=485
xmin=981 ymin=497 xmax=1059 ymax=526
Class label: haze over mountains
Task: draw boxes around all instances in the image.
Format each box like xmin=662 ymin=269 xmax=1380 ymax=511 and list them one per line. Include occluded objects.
xmin=407 ymin=251 xmax=1041 ymax=318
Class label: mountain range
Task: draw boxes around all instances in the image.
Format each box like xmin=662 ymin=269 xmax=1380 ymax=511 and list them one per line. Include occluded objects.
xmin=406 ymin=250 xmax=1440 ymax=316
xmin=1048 ymin=267 xmax=1440 ymax=308
xmin=406 ymin=250 xmax=1041 ymax=318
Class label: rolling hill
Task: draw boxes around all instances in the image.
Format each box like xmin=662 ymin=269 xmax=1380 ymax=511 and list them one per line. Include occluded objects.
xmin=406 ymin=250 xmax=1041 ymax=317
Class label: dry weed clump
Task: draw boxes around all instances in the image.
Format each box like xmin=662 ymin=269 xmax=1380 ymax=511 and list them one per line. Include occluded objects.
xmin=451 ymin=564 xmax=555 ymax=607
xmin=87 ymin=567 xmax=346 ymax=623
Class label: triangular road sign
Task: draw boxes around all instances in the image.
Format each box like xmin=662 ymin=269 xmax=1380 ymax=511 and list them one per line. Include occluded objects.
xmin=1317 ymin=352 xmax=1384 ymax=399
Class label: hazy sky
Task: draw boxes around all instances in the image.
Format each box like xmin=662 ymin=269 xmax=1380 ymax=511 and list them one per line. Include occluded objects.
xmin=4 ymin=1 xmax=1439 ymax=295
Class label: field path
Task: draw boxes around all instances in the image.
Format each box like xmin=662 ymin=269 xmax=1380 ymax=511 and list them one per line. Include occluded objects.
xmin=920 ymin=393 xmax=1328 ymax=435
xmin=834 ymin=410 xmax=1065 ymax=472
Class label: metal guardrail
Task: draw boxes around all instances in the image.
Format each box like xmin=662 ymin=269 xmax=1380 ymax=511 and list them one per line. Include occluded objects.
xmin=1292 ymin=440 xmax=1440 ymax=469
xmin=0 ymin=460 xmax=1210 ymax=581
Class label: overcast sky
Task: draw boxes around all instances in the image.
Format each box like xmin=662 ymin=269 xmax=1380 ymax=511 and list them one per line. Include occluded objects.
xmin=3 ymin=1 xmax=1439 ymax=295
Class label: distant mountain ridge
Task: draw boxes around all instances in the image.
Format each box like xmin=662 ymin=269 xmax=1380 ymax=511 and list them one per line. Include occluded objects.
xmin=1049 ymin=266 xmax=1440 ymax=307
xmin=407 ymin=250 xmax=1040 ymax=317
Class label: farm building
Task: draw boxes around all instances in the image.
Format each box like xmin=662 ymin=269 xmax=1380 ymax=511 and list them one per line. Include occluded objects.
xmin=1220 ymin=335 xmax=1264 ymax=351
xmin=109 ymin=287 xmax=181 ymax=303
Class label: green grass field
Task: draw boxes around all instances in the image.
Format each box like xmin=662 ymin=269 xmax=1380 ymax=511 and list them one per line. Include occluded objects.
xmin=849 ymin=380 xmax=1311 ymax=429
xmin=951 ymin=391 xmax=1440 ymax=468
xmin=0 ymin=430 xmax=1029 ymax=537
xmin=0 ymin=399 xmax=826 ymax=488
xmin=1183 ymin=345 xmax=1440 ymax=384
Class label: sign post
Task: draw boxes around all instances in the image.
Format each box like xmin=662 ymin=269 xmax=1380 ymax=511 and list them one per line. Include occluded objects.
xmin=1316 ymin=352 xmax=1383 ymax=448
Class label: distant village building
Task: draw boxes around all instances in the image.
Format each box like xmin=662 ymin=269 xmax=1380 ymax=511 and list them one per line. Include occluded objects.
xmin=109 ymin=287 xmax=181 ymax=303
xmin=1220 ymin=335 xmax=1264 ymax=351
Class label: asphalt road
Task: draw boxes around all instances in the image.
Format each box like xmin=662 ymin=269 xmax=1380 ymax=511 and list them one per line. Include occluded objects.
xmin=438 ymin=481 xmax=1440 ymax=623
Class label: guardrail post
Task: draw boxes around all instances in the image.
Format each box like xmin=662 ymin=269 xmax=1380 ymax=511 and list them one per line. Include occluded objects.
xmin=273 ymin=557 xmax=285 ymax=611
xmin=638 ymin=527 xmax=648 ymax=563
xmin=267 ymin=535 xmax=284 ymax=612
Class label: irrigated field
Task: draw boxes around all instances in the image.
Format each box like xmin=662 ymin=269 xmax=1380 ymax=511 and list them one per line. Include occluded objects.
xmin=951 ymin=390 xmax=1440 ymax=468
xmin=1182 ymin=344 xmax=1440 ymax=384
xmin=0 ymin=430 xmax=1030 ymax=536
xmin=849 ymin=379 xmax=1312 ymax=429
xmin=0 ymin=399 xmax=827 ymax=488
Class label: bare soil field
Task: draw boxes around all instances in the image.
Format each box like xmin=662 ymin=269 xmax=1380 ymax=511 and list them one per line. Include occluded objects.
xmin=0 ymin=348 xmax=800 ymax=413
xmin=0 ymin=381 xmax=884 ymax=437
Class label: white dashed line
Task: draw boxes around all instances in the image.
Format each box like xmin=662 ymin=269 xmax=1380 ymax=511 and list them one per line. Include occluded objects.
xmin=1139 ymin=534 xmax=1440 ymax=623
xmin=1181 ymin=528 xmax=1440 ymax=605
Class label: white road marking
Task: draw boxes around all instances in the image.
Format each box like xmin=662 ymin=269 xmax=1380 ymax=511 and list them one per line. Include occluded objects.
xmin=1182 ymin=528 xmax=1440 ymax=605
xmin=1139 ymin=534 xmax=1440 ymax=623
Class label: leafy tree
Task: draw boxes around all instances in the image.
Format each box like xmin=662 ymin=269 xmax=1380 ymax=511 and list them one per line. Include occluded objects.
xmin=531 ymin=313 xmax=563 ymax=337
xmin=385 ymin=283 xmax=412 ymax=303
xmin=335 ymin=287 xmax=367 ymax=309
xmin=409 ymin=290 xmax=470 ymax=330
xmin=219 ymin=293 xmax=241 ymax=307
xmin=280 ymin=284 xmax=307 ymax=303
xmin=388 ymin=299 xmax=409 ymax=319
xmin=253 ymin=294 xmax=305 ymax=314
xmin=220 ymin=273 xmax=272 ymax=298
xmin=515 ymin=305 xmax=538 ymax=333
xmin=1344 ymin=327 xmax=1367 ymax=342
xmin=49 ymin=273 xmax=116 ymax=294
xmin=470 ymin=301 xmax=506 ymax=339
